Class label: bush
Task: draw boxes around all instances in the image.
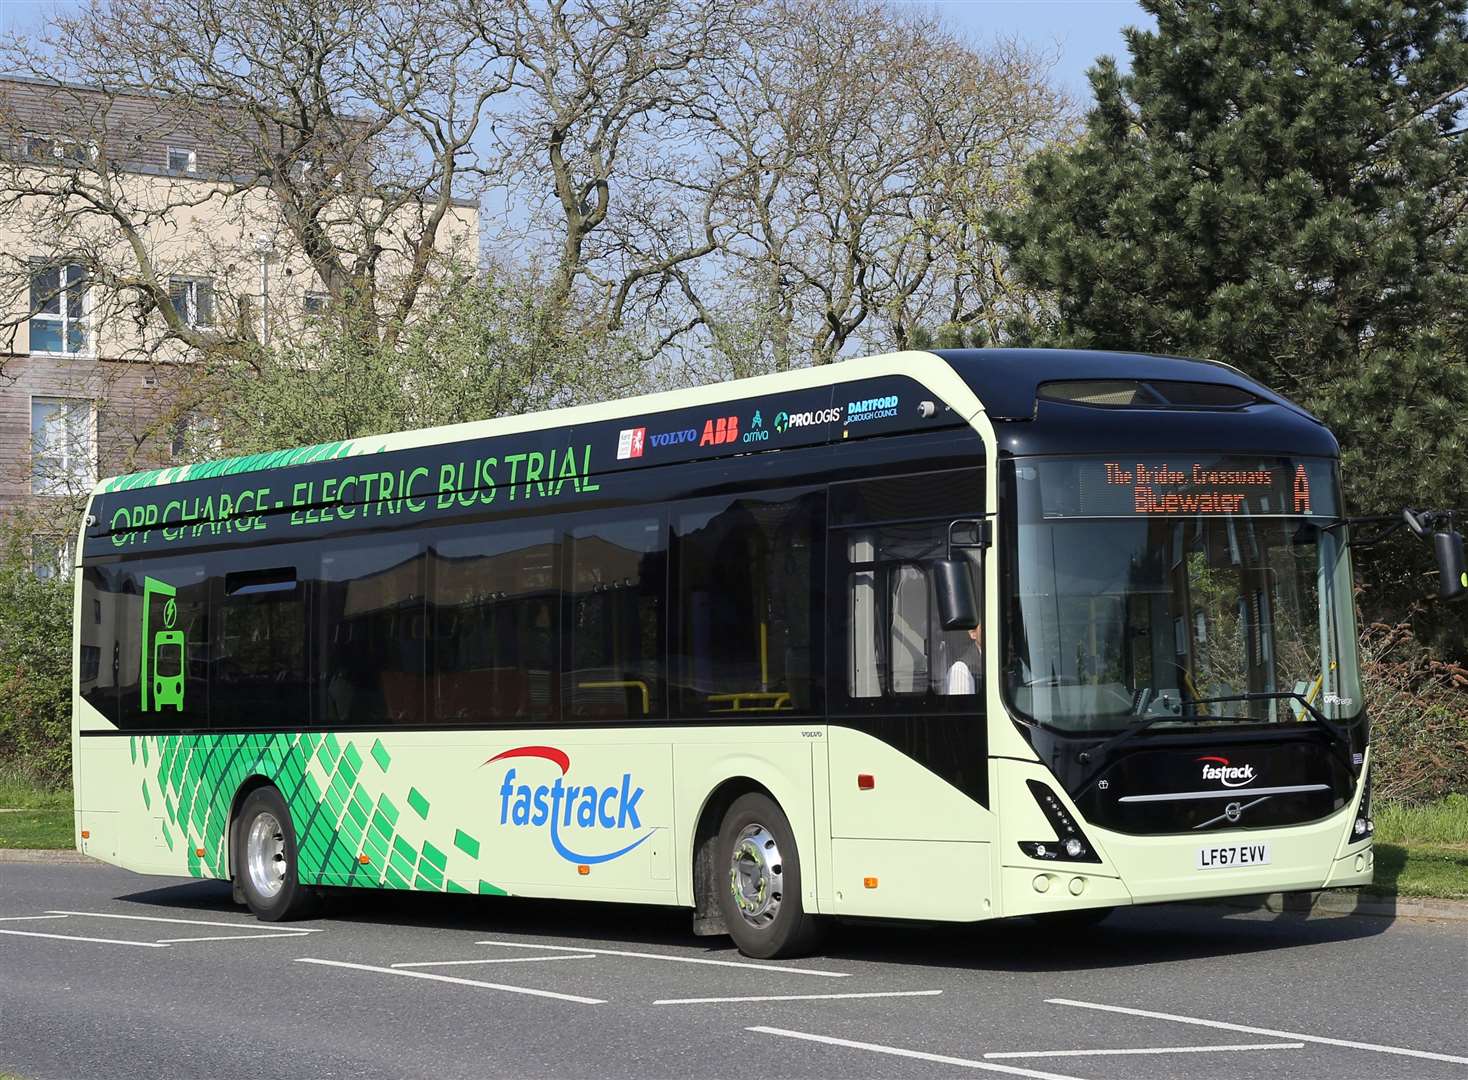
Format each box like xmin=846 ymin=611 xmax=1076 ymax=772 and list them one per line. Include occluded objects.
xmin=0 ymin=530 xmax=73 ymax=789
xmin=1360 ymin=621 xmax=1468 ymax=804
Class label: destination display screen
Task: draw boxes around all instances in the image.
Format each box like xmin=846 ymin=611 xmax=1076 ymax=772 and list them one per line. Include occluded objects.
xmin=1025 ymin=455 xmax=1341 ymax=520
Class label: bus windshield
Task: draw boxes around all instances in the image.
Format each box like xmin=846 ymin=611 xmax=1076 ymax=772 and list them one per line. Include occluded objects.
xmin=1004 ymin=455 xmax=1361 ymax=733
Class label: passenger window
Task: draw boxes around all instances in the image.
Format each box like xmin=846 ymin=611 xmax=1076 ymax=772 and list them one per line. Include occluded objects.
xmin=430 ymin=526 xmax=558 ymax=724
xmin=673 ymin=491 xmax=824 ymax=716
xmin=213 ymin=564 xmax=309 ymax=727
xmin=568 ymin=516 xmax=666 ymax=719
xmin=319 ymin=542 xmax=426 ymax=725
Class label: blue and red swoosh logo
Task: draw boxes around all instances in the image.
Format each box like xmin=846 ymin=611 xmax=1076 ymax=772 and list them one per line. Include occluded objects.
xmin=487 ymin=746 xmax=652 ymax=864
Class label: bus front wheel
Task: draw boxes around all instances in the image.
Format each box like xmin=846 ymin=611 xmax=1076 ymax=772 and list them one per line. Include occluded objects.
xmin=716 ymin=792 xmax=826 ymax=959
xmin=233 ymin=787 xmax=319 ymax=922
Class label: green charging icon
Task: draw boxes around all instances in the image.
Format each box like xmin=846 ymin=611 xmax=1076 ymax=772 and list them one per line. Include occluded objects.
xmin=140 ymin=576 xmax=185 ymax=712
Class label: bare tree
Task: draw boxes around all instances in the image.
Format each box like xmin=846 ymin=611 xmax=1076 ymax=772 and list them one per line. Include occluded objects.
xmin=679 ymin=0 xmax=1072 ymax=375
xmin=464 ymin=0 xmax=740 ymax=354
xmin=0 ymin=0 xmax=499 ymax=363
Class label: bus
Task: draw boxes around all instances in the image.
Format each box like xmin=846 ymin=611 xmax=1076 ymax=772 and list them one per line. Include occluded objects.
xmin=71 ymin=348 xmax=1442 ymax=958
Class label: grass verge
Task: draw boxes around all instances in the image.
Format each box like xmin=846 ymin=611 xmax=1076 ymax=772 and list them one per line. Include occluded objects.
xmin=1365 ymin=795 xmax=1468 ymax=901
xmin=0 ymin=775 xmax=72 ymax=849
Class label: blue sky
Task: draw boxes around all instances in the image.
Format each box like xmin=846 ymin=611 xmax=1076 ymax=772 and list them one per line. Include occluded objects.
xmin=927 ymin=0 xmax=1154 ymax=96
xmin=1 ymin=0 xmax=1151 ymax=101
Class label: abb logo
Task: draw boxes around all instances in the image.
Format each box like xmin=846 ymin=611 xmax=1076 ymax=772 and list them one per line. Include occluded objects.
xmin=699 ymin=416 xmax=739 ymax=446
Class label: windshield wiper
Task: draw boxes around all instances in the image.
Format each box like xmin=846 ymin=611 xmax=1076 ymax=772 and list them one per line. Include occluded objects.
xmin=1183 ymin=691 xmax=1351 ymax=746
xmin=1076 ymin=690 xmax=1351 ymax=774
xmin=1076 ymin=708 xmax=1260 ymax=766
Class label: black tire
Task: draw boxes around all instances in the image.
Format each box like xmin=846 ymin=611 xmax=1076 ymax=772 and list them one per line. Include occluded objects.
xmin=1031 ymin=906 xmax=1114 ymax=932
xmin=715 ymin=792 xmax=826 ymax=959
xmin=233 ymin=787 xmax=319 ymax=922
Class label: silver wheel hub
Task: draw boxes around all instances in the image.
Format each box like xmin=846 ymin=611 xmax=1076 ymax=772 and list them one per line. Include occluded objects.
xmin=245 ymin=811 xmax=287 ymax=900
xmin=729 ymin=823 xmax=783 ymax=928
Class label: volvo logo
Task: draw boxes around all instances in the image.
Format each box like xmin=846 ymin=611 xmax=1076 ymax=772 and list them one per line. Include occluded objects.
xmin=1224 ymin=801 xmax=1243 ymax=823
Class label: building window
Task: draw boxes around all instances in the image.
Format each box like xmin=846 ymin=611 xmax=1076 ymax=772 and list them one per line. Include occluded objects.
xmin=168 ymin=277 xmax=214 ymax=328
xmin=30 ymin=397 xmax=94 ymax=495
xmin=29 ymin=262 xmax=89 ymax=354
xmin=24 ymin=133 xmax=92 ymax=165
xmin=303 ymin=291 xmax=330 ymax=316
xmin=166 ymin=146 xmax=196 ymax=174
xmin=31 ymin=537 xmax=72 ymax=582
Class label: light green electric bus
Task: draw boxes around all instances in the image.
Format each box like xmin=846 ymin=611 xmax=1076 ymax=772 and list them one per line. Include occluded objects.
xmin=74 ymin=348 xmax=1457 ymax=958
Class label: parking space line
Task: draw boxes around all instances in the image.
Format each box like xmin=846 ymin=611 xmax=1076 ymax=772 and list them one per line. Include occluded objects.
xmin=0 ymin=914 xmax=69 ymax=922
xmin=657 ymin=989 xmax=941 ymax=1005
xmin=477 ymin=939 xmax=850 ymax=977
xmin=1047 ymin=998 xmax=1468 ymax=1066
xmin=295 ymin=958 xmax=606 ymax=1005
xmin=47 ymin=910 xmax=324 ymax=931
xmin=984 ymin=1043 xmax=1304 ymax=1059
xmin=747 ymin=1027 xmax=1088 ymax=1080
xmin=0 ymin=928 xmax=170 ymax=948
xmin=392 ymin=955 xmax=596 ymax=969
xmin=155 ymin=933 xmax=317 ymax=943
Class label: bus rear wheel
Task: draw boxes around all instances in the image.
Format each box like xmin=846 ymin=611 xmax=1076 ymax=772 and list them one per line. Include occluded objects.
xmin=234 ymin=787 xmax=318 ymax=922
xmin=716 ymin=793 xmax=826 ymax=959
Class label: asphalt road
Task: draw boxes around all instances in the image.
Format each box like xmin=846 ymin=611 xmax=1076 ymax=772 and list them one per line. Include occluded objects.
xmin=1 ymin=861 xmax=1464 ymax=1080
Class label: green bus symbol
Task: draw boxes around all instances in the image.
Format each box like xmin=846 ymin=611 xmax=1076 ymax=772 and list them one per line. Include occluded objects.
xmin=140 ymin=577 xmax=185 ymax=712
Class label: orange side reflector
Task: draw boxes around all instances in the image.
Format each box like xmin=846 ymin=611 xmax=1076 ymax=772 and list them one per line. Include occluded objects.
xmin=80 ymin=830 xmax=90 ymax=840
xmin=863 ymin=876 xmax=878 ymax=889
xmin=195 ymin=847 xmax=206 ymax=857
xmin=359 ymin=854 xmax=371 ymax=864
xmin=577 ymin=865 xmax=590 ymax=876
xmin=857 ymin=774 xmax=875 ymax=790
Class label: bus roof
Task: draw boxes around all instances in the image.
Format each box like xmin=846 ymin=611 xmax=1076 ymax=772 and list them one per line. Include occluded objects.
xmin=92 ymin=347 xmax=1319 ymax=497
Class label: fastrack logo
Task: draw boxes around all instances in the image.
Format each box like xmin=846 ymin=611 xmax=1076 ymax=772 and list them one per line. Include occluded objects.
xmin=1198 ymin=755 xmax=1257 ymax=788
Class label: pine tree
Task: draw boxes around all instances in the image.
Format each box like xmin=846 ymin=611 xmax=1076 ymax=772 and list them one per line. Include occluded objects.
xmin=997 ymin=0 xmax=1468 ymax=641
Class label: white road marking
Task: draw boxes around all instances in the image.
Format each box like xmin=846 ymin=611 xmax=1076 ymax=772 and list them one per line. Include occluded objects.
xmin=985 ymin=1042 xmax=1304 ymax=1059
xmin=47 ymin=909 xmax=323 ymax=931
xmin=0 ymin=914 xmax=69 ymax=922
xmin=657 ymin=989 xmax=941 ymax=1005
xmin=1048 ymin=999 xmax=1468 ymax=1066
xmin=747 ymin=1027 xmax=1088 ymax=1080
xmin=0 ymin=928 xmax=169 ymax=948
xmin=155 ymin=933 xmax=316 ymax=943
xmin=476 ymin=939 xmax=850 ymax=977
xmin=391 ymin=954 xmax=596 ymax=969
xmin=295 ymin=957 xmax=606 ymax=1005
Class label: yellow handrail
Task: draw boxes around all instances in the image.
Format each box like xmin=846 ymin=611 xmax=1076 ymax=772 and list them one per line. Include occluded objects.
xmin=578 ymin=680 xmax=650 ymax=715
xmin=706 ymin=691 xmax=793 ymax=712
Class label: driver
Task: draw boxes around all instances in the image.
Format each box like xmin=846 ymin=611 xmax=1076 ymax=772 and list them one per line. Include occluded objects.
xmin=945 ymin=623 xmax=983 ymax=695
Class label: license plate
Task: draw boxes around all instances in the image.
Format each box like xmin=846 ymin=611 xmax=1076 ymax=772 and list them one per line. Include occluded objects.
xmin=1197 ymin=842 xmax=1271 ymax=870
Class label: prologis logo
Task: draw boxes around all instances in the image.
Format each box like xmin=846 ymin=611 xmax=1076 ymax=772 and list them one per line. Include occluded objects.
xmin=489 ymin=746 xmax=652 ymax=864
xmin=1198 ymin=755 xmax=1257 ymax=788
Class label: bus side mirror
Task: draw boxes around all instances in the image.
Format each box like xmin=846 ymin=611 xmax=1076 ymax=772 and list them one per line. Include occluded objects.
xmin=934 ymin=558 xmax=979 ymax=630
xmin=1434 ymin=528 xmax=1466 ymax=600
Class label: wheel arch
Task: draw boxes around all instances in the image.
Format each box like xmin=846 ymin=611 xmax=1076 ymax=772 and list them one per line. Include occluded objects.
xmin=225 ymin=774 xmax=281 ymax=884
xmin=687 ymin=775 xmax=778 ymax=936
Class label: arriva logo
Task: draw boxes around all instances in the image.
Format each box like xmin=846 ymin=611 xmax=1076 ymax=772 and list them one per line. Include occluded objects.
xmin=1198 ymin=755 xmax=1257 ymax=788
xmin=490 ymin=746 xmax=652 ymax=864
